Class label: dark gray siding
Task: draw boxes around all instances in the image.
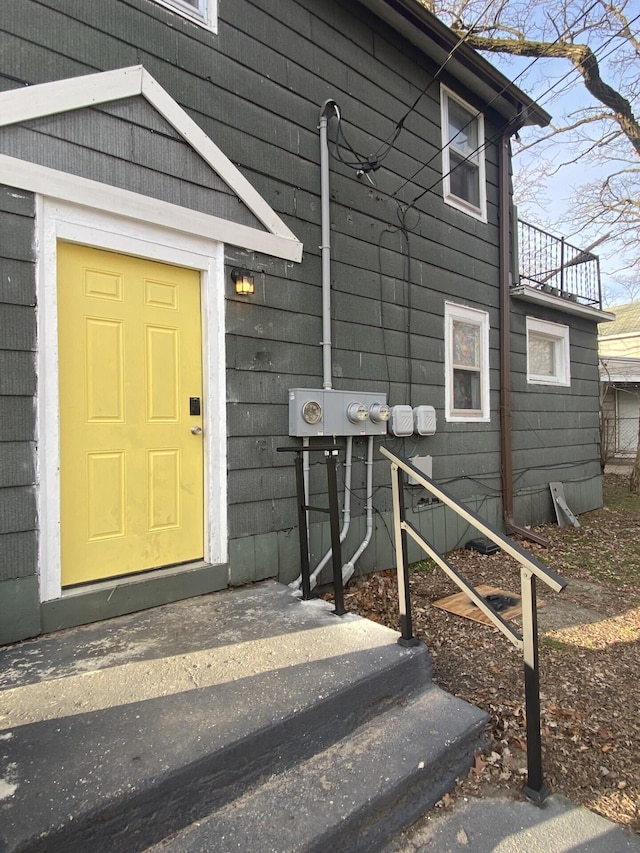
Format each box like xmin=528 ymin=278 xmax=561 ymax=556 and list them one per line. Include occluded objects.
xmin=0 ymin=186 xmax=39 ymax=642
xmin=0 ymin=0 xmax=602 ymax=613
xmin=510 ymin=301 xmax=602 ymax=525
xmin=213 ymin=0 xmax=507 ymax=580
xmin=0 ymin=101 xmax=264 ymax=229
xmin=0 ymin=0 xmax=540 ymax=573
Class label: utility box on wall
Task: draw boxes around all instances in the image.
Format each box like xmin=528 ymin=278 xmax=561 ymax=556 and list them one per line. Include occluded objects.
xmin=288 ymin=388 xmax=390 ymax=437
xmin=407 ymin=455 xmax=433 ymax=485
xmin=413 ymin=405 xmax=436 ymax=436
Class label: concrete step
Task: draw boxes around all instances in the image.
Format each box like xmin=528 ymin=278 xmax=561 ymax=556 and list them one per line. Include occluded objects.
xmin=0 ymin=583 xmax=440 ymax=853
xmin=146 ymin=684 xmax=488 ymax=853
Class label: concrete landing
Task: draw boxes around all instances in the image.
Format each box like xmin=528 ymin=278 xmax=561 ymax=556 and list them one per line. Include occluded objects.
xmin=0 ymin=581 xmax=486 ymax=852
xmin=386 ymin=793 xmax=640 ymax=853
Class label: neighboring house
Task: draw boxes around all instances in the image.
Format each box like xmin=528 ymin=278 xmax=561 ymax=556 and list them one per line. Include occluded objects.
xmin=0 ymin=0 xmax=612 ymax=646
xmin=599 ymin=303 xmax=640 ymax=461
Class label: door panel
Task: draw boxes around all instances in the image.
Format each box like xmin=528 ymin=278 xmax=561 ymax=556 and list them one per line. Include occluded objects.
xmin=57 ymin=243 xmax=204 ymax=586
xmin=86 ymin=318 xmax=124 ymax=421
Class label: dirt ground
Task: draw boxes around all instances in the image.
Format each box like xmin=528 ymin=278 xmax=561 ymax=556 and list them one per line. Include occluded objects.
xmin=342 ymin=474 xmax=640 ymax=834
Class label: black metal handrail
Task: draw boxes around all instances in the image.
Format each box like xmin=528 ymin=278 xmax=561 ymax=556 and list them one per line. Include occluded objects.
xmin=277 ymin=444 xmax=346 ymax=615
xmin=380 ymin=445 xmax=567 ymax=803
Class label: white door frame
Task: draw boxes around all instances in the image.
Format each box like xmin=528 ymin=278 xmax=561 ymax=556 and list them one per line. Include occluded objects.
xmin=37 ymin=197 xmax=228 ymax=602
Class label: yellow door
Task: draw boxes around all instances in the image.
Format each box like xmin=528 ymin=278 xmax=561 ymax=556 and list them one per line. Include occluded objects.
xmin=57 ymin=243 xmax=204 ymax=586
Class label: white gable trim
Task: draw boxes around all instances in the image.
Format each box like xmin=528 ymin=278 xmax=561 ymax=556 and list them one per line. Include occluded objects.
xmin=0 ymin=155 xmax=301 ymax=262
xmin=0 ymin=66 xmax=143 ymax=123
xmin=0 ymin=66 xmax=302 ymax=262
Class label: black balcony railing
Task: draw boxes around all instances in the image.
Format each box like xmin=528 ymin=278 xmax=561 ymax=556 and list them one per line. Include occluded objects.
xmin=517 ymin=220 xmax=602 ymax=309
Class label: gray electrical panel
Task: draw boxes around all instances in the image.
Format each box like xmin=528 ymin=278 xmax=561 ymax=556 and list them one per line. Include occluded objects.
xmin=288 ymin=388 xmax=389 ymax=437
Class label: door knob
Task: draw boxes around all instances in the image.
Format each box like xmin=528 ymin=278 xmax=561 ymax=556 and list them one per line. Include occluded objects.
xmin=190 ymin=426 xmax=203 ymax=435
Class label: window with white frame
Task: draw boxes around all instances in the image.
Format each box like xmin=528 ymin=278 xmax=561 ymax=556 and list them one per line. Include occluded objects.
xmin=151 ymin=0 xmax=217 ymax=32
xmin=440 ymin=86 xmax=487 ymax=222
xmin=445 ymin=302 xmax=490 ymax=422
xmin=526 ymin=317 xmax=571 ymax=386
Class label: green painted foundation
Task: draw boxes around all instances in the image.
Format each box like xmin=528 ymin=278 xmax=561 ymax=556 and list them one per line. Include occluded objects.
xmin=0 ymin=575 xmax=41 ymax=645
xmin=40 ymin=562 xmax=228 ymax=636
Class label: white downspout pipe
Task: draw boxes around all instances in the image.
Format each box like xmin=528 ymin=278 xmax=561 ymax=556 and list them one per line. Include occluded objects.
xmin=342 ymin=435 xmax=374 ymax=584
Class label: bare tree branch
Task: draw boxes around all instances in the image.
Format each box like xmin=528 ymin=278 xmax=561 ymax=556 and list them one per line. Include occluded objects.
xmin=428 ymin=0 xmax=640 ymax=275
xmin=451 ymin=29 xmax=640 ymax=155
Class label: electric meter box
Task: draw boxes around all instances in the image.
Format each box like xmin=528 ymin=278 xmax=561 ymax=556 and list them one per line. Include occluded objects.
xmin=288 ymin=388 xmax=389 ymax=437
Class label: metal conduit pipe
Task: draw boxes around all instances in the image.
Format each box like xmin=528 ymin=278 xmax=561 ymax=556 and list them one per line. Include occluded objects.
xmin=292 ymin=102 xmax=374 ymax=592
xmin=319 ymin=99 xmax=337 ymax=391
xmin=342 ymin=435 xmax=374 ymax=584
xmin=290 ymin=101 xmax=342 ymax=593
xmin=290 ymin=104 xmax=337 ymax=592
xmin=319 ymin=101 xmax=375 ymax=581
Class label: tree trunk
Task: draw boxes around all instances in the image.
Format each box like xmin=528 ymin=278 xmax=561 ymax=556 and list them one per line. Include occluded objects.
xmin=630 ymin=415 xmax=640 ymax=493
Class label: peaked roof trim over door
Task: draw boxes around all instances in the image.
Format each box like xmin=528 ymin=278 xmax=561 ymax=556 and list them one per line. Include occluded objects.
xmin=0 ymin=66 xmax=303 ymax=262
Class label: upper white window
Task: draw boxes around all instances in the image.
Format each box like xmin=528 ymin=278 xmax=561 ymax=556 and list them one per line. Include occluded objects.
xmin=445 ymin=302 xmax=490 ymax=422
xmin=440 ymin=86 xmax=487 ymax=222
xmin=151 ymin=0 xmax=217 ymax=32
xmin=526 ymin=317 xmax=571 ymax=386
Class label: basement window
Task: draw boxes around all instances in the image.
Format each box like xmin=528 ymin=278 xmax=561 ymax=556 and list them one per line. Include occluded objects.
xmin=440 ymin=86 xmax=487 ymax=222
xmin=445 ymin=302 xmax=490 ymax=422
xmin=526 ymin=317 xmax=571 ymax=386
xmin=151 ymin=0 xmax=217 ymax=32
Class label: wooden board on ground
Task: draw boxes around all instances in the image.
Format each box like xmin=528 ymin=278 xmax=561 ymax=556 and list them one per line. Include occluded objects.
xmin=433 ymin=584 xmax=538 ymax=625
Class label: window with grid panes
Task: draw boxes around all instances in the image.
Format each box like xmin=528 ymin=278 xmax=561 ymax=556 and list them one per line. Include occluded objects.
xmin=440 ymin=86 xmax=487 ymax=222
xmin=445 ymin=302 xmax=490 ymax=422
xmin=526 ymin=317 xmax=571 ymax=386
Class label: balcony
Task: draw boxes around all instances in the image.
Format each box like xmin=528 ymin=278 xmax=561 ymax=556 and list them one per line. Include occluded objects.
xmin=515 ymin=220 xmax=603 ymax=310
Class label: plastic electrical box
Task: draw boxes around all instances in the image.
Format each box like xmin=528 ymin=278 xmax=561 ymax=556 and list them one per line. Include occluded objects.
xmin=413 ymin=405 xmax=436 ymax=436
xmin=465 ymin=537 xmax=499 ymax=555
xmin=407 ymin=455 xmax=433 ymax=485
xmin=389 ymin=405 xmax=413 ymax=437
xmin=288 ymin=388 xmax=389 ymax=437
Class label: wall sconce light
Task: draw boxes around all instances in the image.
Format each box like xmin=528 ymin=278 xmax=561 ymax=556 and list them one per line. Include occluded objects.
xmin=231 ymin=268 xmax=255 ymax=295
